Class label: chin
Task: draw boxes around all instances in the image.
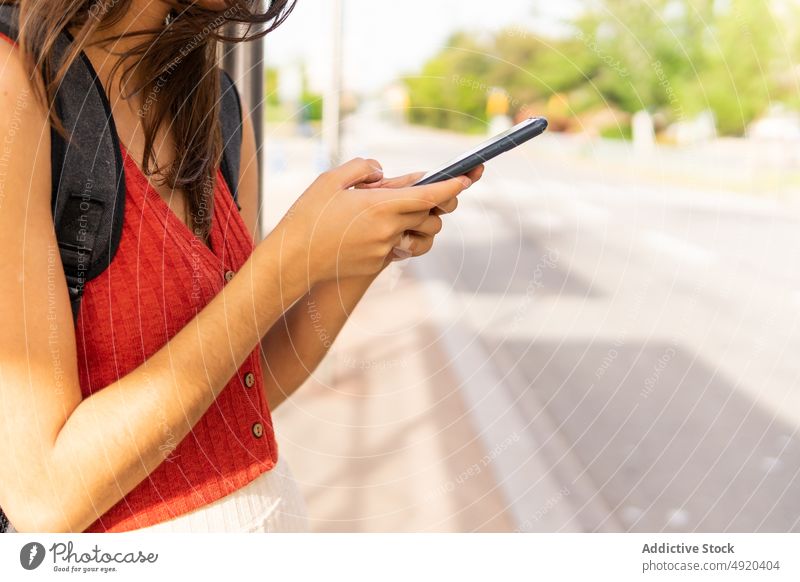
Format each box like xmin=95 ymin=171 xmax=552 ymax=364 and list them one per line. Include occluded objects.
xmin=195 ymin=0 xmax=232 ymax=9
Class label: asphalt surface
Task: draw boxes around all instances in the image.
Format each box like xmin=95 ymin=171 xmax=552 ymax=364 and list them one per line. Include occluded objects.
xmin=268 ymin=114 xmax=800 ymax=532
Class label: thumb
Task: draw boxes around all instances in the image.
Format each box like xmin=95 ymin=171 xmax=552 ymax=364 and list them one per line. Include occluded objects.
xmin=329 ymin=157 xmax=384 ymax=189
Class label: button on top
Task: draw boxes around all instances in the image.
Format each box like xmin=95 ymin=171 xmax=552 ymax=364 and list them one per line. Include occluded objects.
xmin=251 ymin=422 xmax=264 ymax=438
xmin=244 ymin=371 xmax=256 ymax=388
xmin=224 ymin=270 xmax=235 ymax=283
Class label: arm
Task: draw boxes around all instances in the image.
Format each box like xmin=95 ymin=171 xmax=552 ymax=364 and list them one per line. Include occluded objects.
xmin=0 ymin=45 xmax=313 ymax=533
xmin=260 ymin=277 xmax=376 ymax=408
xmin=236 ymin=113 xmax=484 ymax=409
xmin=0 ymin=41 xmax=470 ymax=532
xmin=236 ymin=110 xmax=378 ymax=408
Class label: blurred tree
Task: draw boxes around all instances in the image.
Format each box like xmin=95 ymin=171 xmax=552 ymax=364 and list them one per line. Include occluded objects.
xmin=695 ymin=0 xmax=781 ymax=134
xmin=405 ymin=0 xmax=790 ymax=137
xmin=299 ymin=65 xmax=323 ymax=123
xmin=404 ymin=33 xmax=494 ymax=133
xmin=579 ymin=0 xmax=781 ymax=134
xmin=491 ymin=32 xmax=602 ymax=112
xmin=265 ymin=67 xmax=280 ymax=107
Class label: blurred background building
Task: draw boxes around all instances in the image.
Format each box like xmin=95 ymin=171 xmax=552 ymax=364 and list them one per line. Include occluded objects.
xmin=244 ymin=0 xmax=800 ymax=532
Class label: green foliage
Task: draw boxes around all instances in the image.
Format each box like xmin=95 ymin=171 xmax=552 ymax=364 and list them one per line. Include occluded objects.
xmin=405 ymin=0 xmax=794 ymax=136
xmin=265 ymin=67 xmax=280 ymax=107
xmin=600 ymin=124 xmax=633 ymax=140
xmin=300 ymin=91 xmax=323 ymax=122
xmin=405 ymin=33 xmax=493 ymax=133
xmin=299 ymin=65 xmax=323 ymax=122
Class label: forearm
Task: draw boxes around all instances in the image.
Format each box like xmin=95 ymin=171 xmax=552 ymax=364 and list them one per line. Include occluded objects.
xmin=259 ymin=273 xmax=378 ymax=407
xmin=45 ymin=234 xmax=308 ymax=532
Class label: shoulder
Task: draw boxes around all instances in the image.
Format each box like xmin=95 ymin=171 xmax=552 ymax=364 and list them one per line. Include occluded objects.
xmin=0 ymin=38 xmax=31 ymax=100
xmin=0 ymin=39 xmax=48 ymax=133
xmin=0 ymin=40 xmax=52 ymax=219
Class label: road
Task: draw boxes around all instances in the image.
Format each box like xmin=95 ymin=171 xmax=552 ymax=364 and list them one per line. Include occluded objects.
xmin=266 ymin=112 xmax=800 ymax=532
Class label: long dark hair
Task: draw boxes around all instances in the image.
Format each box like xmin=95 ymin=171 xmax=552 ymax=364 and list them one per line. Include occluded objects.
xmin=3 ymin=0 xmax=296 ymax=240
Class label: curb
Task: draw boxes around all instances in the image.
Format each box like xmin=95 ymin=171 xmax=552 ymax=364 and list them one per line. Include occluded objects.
xmin=412 ymin=261 xmax=623 ymax=532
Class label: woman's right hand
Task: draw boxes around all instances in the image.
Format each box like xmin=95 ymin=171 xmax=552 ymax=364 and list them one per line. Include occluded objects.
xmin=273 ymin=157 xmax=473 ymax=283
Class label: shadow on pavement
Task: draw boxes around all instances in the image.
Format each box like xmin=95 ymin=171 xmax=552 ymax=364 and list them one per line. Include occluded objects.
xmin=431 ymin=238 xmax=599 ymax=298
xmin=489 ymin=339 xmax=800 ymax=532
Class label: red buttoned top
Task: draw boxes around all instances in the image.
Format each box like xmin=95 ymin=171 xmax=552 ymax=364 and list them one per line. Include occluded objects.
xmin=76 ymin=144 xmax=278 ymax=532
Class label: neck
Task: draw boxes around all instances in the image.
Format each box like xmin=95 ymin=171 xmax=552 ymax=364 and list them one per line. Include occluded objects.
xmin=79 ymin=0 xmax=172 ymax=104
xmin=97 ymin=0 xmax=171 ymax=47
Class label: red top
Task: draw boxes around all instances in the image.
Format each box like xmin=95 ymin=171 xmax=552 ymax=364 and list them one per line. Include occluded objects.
xmin=76 ymin=144 xmax=278 ymax=532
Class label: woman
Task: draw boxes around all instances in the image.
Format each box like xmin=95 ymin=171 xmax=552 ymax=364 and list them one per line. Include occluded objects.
xmin=0 ymin=0 xmax=483 ymax=533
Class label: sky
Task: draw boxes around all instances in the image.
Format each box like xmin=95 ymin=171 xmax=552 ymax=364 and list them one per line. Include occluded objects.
xmin=263 ymin=0 xmax=582 ymax=95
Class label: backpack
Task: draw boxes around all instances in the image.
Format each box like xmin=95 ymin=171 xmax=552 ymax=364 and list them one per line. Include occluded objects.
xmin=0 ymin=4 xmax=244 ymax=533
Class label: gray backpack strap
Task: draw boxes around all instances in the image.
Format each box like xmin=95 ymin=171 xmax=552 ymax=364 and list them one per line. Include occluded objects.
xmin=219 ymin=68 xmax=243 ymax=209
xmin=0 ymin=6 xmax=124 ymax=323
xmin=52 ymin=29 xmax=126 ymax=321
xmin=0 ymin=5 xmax=15 ymax=39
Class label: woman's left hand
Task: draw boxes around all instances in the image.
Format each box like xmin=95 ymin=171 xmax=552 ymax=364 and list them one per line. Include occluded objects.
xmin=355 ymin=164 xmax=485 ymax=261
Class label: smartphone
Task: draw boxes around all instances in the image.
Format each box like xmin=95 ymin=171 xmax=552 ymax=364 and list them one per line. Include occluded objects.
xmin=413 ymin=117 xmax=548 ymax=186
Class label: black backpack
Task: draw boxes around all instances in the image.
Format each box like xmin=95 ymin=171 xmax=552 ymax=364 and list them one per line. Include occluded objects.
xmin=0 ymin=4 xmax=244 ymax=533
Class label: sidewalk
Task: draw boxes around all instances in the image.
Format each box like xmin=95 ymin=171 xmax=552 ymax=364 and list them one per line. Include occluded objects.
xmin=271 ymin=270 xmax=515 ymax=532
xmin=263 ymin=125 xmax=585 ymax=532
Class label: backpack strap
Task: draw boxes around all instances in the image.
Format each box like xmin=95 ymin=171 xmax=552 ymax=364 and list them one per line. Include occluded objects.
xmin=1 ymin=8 xmax=242 ymax=326
xmin=0 ymin=5 xmax=126 ymax=322
xmin=0 ymin=6 xmax=16 ymax=38
xmin=219 ymin=68 xmax=243 ymax=210
xmin=52 ymin=30 xmax=126 ymax=322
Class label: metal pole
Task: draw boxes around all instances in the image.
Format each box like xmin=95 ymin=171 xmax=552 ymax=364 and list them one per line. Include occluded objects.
xmin=221 ymin=4 xmax=265 ymax=238
xmin=249 ymin=34 xmax=264 ymax=174
xmin=322 ymin=0 xmax=343 ymax=167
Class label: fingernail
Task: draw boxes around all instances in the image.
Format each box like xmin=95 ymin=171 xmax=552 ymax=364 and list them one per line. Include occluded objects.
xmin=459 ymin=176 xmax=472 ymax=188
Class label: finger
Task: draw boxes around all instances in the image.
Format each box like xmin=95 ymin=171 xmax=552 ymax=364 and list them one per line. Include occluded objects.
xmin=389 ymin=232 xmax=415 ymax=262
xmin=389 ymin=231 xmax=436 ymax=262
xmin=464 ymin=164 xmax=484 ymax=183
xmin=432 ymin=197 xmax=458 ymax=216
xmin=355 ymin=171 xmax=427 ymax=190
xmin=328 ymin=157 xmax=384 ymax=189
xmin=357 ymin=167 xmax=386 ymax=187
xmin=382 ymin=165 xmax=483 ymax=192
xmin=407 ymin=214 xmax=443 ymax=237
xmin=399 ymin=209 xmax=432 ymax=230
xmin=382 ymin=175 xmax=472 ymax=213
xmin=383 ymin=171 xmax=427 ymax=189
xmin=405 ymin=233 xmax=434 ymax=258
xmin=354 ymin=180 xmax=382 ymax=190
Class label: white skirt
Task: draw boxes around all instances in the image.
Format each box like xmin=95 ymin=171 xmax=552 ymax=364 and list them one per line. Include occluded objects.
xmin=133 ymin=456 xmax=309 ymax=533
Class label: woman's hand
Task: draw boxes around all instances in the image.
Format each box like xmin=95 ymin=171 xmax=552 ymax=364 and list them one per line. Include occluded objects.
xmin=272 ymin=158 xmax=475 ymax=284
xmin=356 ymin=164 xmax=486 ymax=261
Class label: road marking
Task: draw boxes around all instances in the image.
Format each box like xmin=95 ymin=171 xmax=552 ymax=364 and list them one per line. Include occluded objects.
xmin=642 ymin=230 xmax=717 ymax=265
xmin=569 ymin=200 xmax=611 ymax=225
xmin=523 ymin=211 xmax=565 ymax=232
